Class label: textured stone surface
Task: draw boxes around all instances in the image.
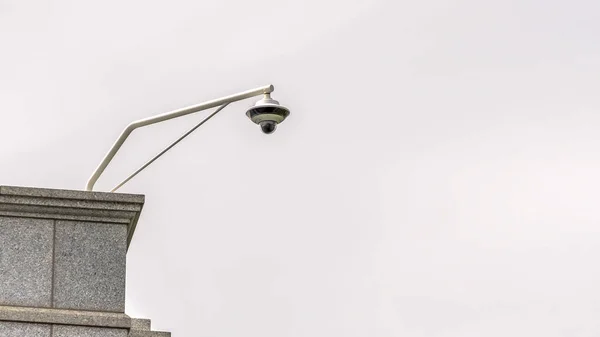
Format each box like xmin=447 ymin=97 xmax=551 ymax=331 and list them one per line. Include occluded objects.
xmin=0 ymin=186 xmax=171 ymax=335
xmin=0 ymin=321 xmax=51 ymax=337
xmin=53 ymin=325 xmax=127 ymax=337
xmin=0 ymin=186 xmax=144 ymax=203
xmin=0 ymin=305 xmax=130 ymax=328
xmin=53 ymin=221 xmax=127 ymax=312
xmin=129 ymin=318 xmax=172 ymax=337
xmin=129 ymin=331 xmax=171 ymax=337
xmin=0 ymin=186 xmax=144 ymax=248
xmin=131 ymin=318 xmax=151 ymax=330
xmin=0 ymin=216 xmax=53 ymax=307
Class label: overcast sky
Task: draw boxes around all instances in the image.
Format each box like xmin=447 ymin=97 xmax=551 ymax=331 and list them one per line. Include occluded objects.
xmin=2 ymin=0 xmax=600 ymax=336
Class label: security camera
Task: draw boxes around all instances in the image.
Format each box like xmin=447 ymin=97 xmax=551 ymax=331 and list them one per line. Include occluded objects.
xmin=246 ymin=94 xmax=290 ymax=134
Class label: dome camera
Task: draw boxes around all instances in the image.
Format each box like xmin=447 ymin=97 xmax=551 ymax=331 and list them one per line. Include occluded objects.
xmin=246 ymin=94 xmax=290 ymax=134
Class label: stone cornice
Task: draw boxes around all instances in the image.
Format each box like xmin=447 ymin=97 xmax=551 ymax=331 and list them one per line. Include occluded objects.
xmin=0 ymin=186 xmax=144 ymax=248
xmin=0 ymin=305 xmax=131 ymax=328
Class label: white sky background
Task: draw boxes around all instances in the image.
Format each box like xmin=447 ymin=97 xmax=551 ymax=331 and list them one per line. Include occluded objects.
xmin=2 ymin=0 xmax=600 ymax=336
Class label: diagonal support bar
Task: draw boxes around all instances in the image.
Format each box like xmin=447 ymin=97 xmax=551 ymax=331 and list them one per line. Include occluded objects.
xmin=110 ymin=103 xmax=229 ymax=192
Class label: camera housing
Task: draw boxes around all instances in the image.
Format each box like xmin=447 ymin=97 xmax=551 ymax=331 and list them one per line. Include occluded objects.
xmin=246 ymin=94 xmax=290 ymax=134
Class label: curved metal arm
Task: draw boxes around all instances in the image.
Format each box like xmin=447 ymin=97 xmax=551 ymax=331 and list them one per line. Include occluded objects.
xmin=86 ymin=84 xmax=275 ymax=191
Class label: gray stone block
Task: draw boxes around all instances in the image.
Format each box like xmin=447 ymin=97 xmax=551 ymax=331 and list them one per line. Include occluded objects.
xmin=0 ymin=321 xmax=51 ymax=337
xmin=0 ymin=186 xmax=144 ymax=204
xmin=0 ymin=186 xmax=145 ymax=249
xmin=131 ymin=318 xmax=151 ymax=330
xmin=0 ymin=216 xmax=53 ymax=307
xmin=53 ymin=221 xmax=127 ymax=312
xmin=129 ymin=331 xmax=171 ymax=337
xmin=0 ymin=305 xmax=131 ymax=328
xmin=53 ymin=325 xmax=127 ymax=337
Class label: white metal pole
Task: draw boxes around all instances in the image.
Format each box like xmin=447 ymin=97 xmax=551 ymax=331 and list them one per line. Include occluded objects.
xmin=86 ymin=84 xmax=274 ymax=191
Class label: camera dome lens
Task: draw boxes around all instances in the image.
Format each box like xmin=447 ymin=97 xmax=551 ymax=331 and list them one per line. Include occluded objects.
xmin=260 ymin=121 xmax=277 ymax=134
